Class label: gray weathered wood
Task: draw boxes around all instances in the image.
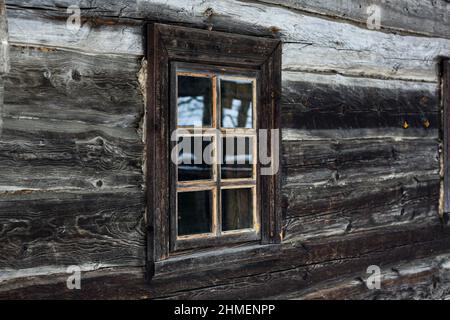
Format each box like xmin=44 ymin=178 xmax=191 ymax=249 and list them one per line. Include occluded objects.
xmin=282 ymin=72 xmax=439 ymax=131
xmin=0 ymin=190 xmax=145 ymax=271
xmin=284 ymin=174 xmax=439 ymax=241
xmin=7 ymin=0 xmax=450 ymax=38
xmin=1 ymin=224 xmax=450 ymax=299
xmin=6 ymin=1 xmax=450 ymax=81
xmin=269 ymin=253 xmax=450 ymax=300
xmin=0 ymin=46 xmax=144 ymax=191
xmin=282 ymin=135 xmax=439 ymax=241
xmin=0 ymin=0 xmax=9 ymax=74
xmin=1 ymin=0 xmax=450 ymax=300
xmin=256 ymin=0 xmax=450 ymax=39
xmin=283 ymin=139 xmax=438 ymax=188
xmin=4 ymin=46 xmax=143 ymax=126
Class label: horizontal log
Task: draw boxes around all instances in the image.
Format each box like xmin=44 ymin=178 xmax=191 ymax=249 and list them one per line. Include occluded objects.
xmin=153 ymin=224 xmax=450 ymax=299
xmin=281 ymin=72 xmax=439 ymax=130
xmin=257 ymin=0 xmax=450 ymax=39
xmin=0 ymin=190 xmax=146 ymax=271
xmin=6 ymin=6 xmax=143 ymax=56
xmin=283 ymin=175 xmax=440 ymax=241
xmin=282 ymin=128 xmax=439 ymax=143
xmin=11 ymin=0 xmax=449 ymax=39
xmin=4 ymin=45 xmax=143 ymax=126
xmin=6 ymin=2 xmax=450 ymax=81
xmin=269 ymin=253 xmax=450 ymax=299
xmin=0 ymin=118 xmax=143 ymax=191
xmin=282 ymin=136 xmax=440 ymax=241
xmin=282 ymin=138 xmax=439 ymax=187
xmin=3 ymin=223 xmax=450 ymax=299
xmin=156 ymin=222 xmax=448 ymax=280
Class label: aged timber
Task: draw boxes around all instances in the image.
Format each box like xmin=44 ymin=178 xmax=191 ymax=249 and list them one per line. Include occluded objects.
xmin=0 ymin=0 xmax=449 ymax=299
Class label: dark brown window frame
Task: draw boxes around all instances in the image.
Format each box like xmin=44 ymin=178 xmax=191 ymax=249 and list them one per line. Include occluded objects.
xmin=443 ymin=59 xmax=450 ymax=222
xmin=146 ymin=23 xmax=282 ymax=278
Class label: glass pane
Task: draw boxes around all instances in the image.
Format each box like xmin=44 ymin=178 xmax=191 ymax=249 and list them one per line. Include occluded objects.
xmin=222 ymin=188 xmax=253 ymax=231
xmin=221 ymin=79 xmax=254 ymax=128
xmin=177 ymin=75 xmax=212 ymax=127
xmin=178 ymin=190 xmax=213 ymax=236
xmin=221 ymin=136 xmax=253 ymax=179
xmin=178 ymin=136 xmax=213 ymax=181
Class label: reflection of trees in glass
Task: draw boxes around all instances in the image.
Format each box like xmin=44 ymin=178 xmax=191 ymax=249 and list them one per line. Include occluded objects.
xmin=178 ymin=96 xmax=206 ymax=126
xmin=222 ymin=99 xmax=252 ymax=128
xmin=221 ymin=80 xmax=253 ymax=128
xmin=177 ymin=76 xmax=212 ymax=126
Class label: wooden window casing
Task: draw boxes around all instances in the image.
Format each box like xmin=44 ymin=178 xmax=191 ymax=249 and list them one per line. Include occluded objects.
xmin=146 ymin=23 xmax=282 ymax=278
xmin=443 ymin=59 xmax=450 ymax=221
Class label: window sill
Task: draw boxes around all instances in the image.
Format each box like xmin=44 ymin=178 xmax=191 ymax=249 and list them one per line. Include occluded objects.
xmin=153 ymin=243 xmax=282 ymax=278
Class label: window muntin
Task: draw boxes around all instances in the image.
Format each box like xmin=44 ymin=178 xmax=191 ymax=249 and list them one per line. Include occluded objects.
xmin=173 ymin=65 xmax=259 ymax=251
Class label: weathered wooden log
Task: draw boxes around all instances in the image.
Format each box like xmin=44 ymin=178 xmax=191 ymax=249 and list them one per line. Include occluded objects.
xmin=283 ymin=175 xmax=439 ymax=241
xmin=1 ymin=224 xmax=449 ymax=299
xmin=0 ymin=45 xmax=144 ymax=191
xmin=282 ymin=72 xmax=439 ymax=131
xmin=4 ymin=46 xmax=143 ymax=124
xmin=257 ymin=0 xmax=450 ymax=39
xmin=5 ymin=1 xmax=450 ymax=81
xmin=0 ymin=0 xmax=9 ymax=74
xmin=1 ymin=0 xmax=449 ymax=300
xmin=6 ymin=0 xmax=450 ymax=39
xmin=0 ymin=190 xmax=145 ymax=271
xmin=268 ymin=253 xmax=450 ymax=300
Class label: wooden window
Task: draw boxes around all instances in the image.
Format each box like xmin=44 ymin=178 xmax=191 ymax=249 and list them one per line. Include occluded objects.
xmin=146 ymin=23 xmax=282 ymax=276
xmin=172 ymin=64 xmax=259 ymax=251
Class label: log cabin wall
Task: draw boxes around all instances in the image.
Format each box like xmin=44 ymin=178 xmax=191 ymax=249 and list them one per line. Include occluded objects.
xmin=0 ymin=0 xmax=8 ymax=142
xmin=0 ymin=0 xmax=449 ymax=299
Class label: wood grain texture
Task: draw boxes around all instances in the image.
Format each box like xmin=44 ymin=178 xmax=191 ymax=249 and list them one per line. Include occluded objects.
xmin=7 ymin=0 xmax=450 ymax=38
xmin=282 ymin=72 xmax=439 ymax=131
xmin=0 ymin=190 xmax=145 ymax=271
xmin=283 ymin=139 xmax=438 ymax=188
xmin=269 ymin=253 xmax=450 ymax=300
xmin=156 ymin=23 xmax=279 ymax=68
xmin=5 ymin=1 xmax=450 ymax=81
xmin=0 ymin=0 xmax=8 ymax=74
xmin=151 ymin=224 xmax=450 ymax=299
xmin=0 ymin=25 xmax=146 ymax=278
xmin=6 ymin=0 xmax=450 ymax=38
xmin=2 ymin=224 xmax=450 ymax=299
xmin=256 ymin=0 xmax=450 ymax=39
xmin=283 ymin=174 xmax=439 ymax=241
xmin=0 ymin=45 xmax=144 ymax=191
xmin=1 ymin=0 xmax=450 ymax=300
xmin=4 ymin=45 xmax=143 ymax=125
